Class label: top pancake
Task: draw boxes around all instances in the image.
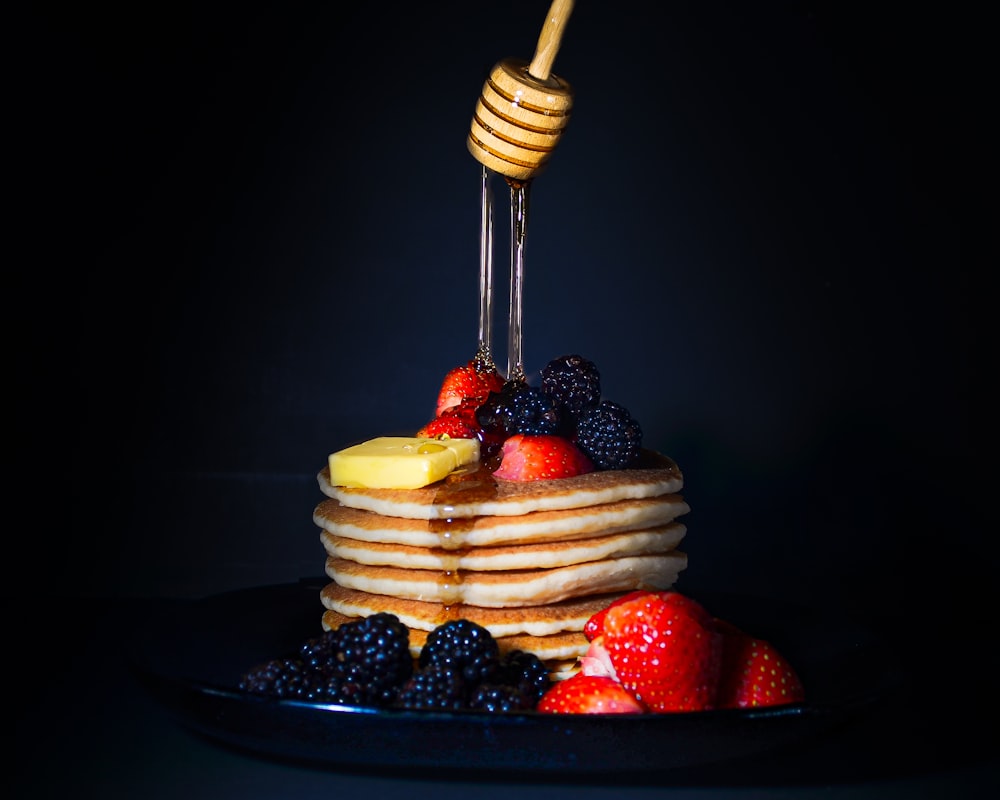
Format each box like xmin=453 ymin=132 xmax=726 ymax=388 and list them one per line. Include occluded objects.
xmin=317 ymin=449 xmax=684 ymax=520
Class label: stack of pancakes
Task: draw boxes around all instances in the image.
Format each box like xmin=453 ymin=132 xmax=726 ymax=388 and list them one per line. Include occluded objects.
xmin=313 ymin=450 xmax=689 ymax=679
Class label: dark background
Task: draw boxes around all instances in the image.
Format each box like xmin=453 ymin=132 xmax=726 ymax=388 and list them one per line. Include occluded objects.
xmin=18 ymin=1 xmax=985 ymax=641
xmin=10 ymin=2 xmax=997 ymax=796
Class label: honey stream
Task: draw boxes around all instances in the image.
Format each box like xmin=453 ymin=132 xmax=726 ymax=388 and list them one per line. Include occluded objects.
xmin=427 ymin=166 xmax=533 ymax=620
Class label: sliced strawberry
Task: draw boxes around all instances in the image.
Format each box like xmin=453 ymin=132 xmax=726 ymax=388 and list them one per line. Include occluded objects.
xmin=536 ymin=673 xmax=647 ymax=714
xmin=602 ymin=591 xmax=723 ymax=712
xmin=715 ymin=619 xmax=805 ymax=709
xmin=583 ymin=590 xmax=664 ymax=641
xmin=577 ymin=635 xmax=618 ymax=679
xmin=416 ymin=415 xmax=478 ymax=440
xmin=491 ymin=434 xmax=594 ymax=481
xmin=435 ymin=361 xmax=505 ymax=417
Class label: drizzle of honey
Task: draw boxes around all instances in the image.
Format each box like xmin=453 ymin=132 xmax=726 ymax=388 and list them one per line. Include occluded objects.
xmin=474 ymin=164 xmax=532 ymax=383
xmin=428 ymin=465 xmax=499 ymax=624
xmin=434 ymin=165 xmax=530 ymax=624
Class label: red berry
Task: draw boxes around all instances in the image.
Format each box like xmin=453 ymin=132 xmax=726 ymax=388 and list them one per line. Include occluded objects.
xmin=583 ymin=590 xmax=665 ymax=641
xmin=715 ymin=619 xmax=805 ymax=709
xmin=435 ymin=361 xmax=504 ymax=417
xmin=602 ymin=591 xmax=723 ymax=712
xmin=416 ymin=416 xmax=478 ymax=440
xmin=440 ymin=396 xmax=483 ymax=426
xmin=491 ymin=434 xmax=594 ymax=481
xmin=536 ymin=673 xmax=647 ymax=714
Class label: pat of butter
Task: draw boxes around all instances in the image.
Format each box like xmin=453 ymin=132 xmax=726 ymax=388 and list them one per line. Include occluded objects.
xmin=328 ymin=436 xmax=480 ymax=489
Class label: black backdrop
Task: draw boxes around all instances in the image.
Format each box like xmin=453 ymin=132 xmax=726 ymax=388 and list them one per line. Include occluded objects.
xmin=18 ymin=2 xmax=985 ymax=652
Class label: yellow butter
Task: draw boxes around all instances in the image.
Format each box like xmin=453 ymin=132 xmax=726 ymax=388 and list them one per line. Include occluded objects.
xmin=327 ymin=436 xmax=480 ymax=489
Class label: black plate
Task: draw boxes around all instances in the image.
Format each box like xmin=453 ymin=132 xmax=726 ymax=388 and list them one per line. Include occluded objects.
xmin=129 ymin=580 xmax=895 ymax=777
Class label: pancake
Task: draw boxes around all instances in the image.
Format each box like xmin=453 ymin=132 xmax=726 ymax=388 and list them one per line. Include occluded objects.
xmin=316 ymin=449 xmax=683 ymax=520
xmin=322 ymin=608 xmax=591 ymax=666
xmin=314 ymin=495 xmax=689 ymax=548
xmin=321 ymin=582 xmax=627 ymax=637
xmin=325 ymin=551 xmax=687 ymax=607
xmin=320 ymin=524 xmax=686 ymax=570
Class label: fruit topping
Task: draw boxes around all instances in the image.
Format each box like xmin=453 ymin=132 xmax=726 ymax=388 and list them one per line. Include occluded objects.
xmin=435 ymin=360 xmax=505 ymax=417
xmin=476 ymin=380 xmax=567 ymax=437
xmin=536 ymin=673 xmax=647 ymax=714
xmin=540 ymin=354 xmax=602 ymax=417
xmin=574 ymin=400 xmax=644 ymax=470
xmin=491 ymin=433 xmax=595 ymax=481
xmin=416 ymin=353 xmax=645 ymax=478
xmin=415 ymin=415 xmax=479 ymax=440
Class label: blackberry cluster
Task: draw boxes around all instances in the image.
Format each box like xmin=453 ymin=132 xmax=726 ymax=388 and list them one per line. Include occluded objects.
xmin=238 ymin=615 xmax=551 ymax=713
xmin=397 ymin=622 xmax=550 ymax=711
xmin=239 ymin=657 xmax=315 ymax=699
xmin=476 ymin=354 xmax=643 ymax=470
xmin=240 ymin=613 xmax=412 ymax=708
xmin=574 ymin=400 xmax=644 ymax=470
xmin=476 ymin=381 xmax=564 ymax=437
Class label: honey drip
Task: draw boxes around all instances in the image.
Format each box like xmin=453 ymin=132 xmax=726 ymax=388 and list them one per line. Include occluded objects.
xmin=428 ymin=466 xmax=499 ymax=623
xmin=433 ymin=165 xmax=532 ymax=621
xmin=506 ymin=177 xmax=530 ymax=383
xmin=474 ymin=164 xmax=496 ymax=373
xmin=474 ymin=167 xmax=532 ymax=384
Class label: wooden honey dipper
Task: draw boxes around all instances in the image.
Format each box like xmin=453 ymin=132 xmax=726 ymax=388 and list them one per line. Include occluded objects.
xmin=467 ymin=0 xmax=575 ymax=182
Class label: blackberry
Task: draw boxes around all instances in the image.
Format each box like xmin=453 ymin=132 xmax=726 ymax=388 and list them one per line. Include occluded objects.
xmin=239 ymin=657 xmax=314 ymax=699
xmin=299 ymin=674 xmax=370 ymax=705
xmin=299 ymin=628 xmax=343 ymax=676
xmin=499 ymin=649 xmax=552 ymax=704
xmin=476 ymin=381 xmax=516 ymax=434
xmin=575 ymin=400 xmax=643 ymax=470
xmin=477 ymin=380 xmax=564 ymax=437
xmin=475 ymin=381 xmax=520 ymax=434
xmin=418 ymin=619 xmax=501 ymax=686
xmin=541 ymin=355 xmax=602 ymax=418
xmin=331 ymin=613 xmax=413 ymax=706
xmin=506 ymin=385 xmax=565 ymax=436
xmin=469 ymin=683 xmax=533 ymax=713
xmin=394 ymin=663 xmax=468 ymax=710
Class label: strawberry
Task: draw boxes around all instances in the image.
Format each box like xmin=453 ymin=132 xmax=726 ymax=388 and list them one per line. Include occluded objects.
xmin=440 ymin=396 xmax=483 ymax=426
xmin=536 ymin=673 xmax=647 ymax=714
xmin=491 ymin=434 xmax=594 ymax=481
xmin=715 ymin=619 xmax=805 ymax=709
xmin=416 ymin=415 xmax=478 ymax=440
xmin=583 ymin=590 xmax=663 ymax=641
xmin=602 ymin=591 xmax=723 ymax=712
xmin=435 ymin=361 xmax=505 ymax=417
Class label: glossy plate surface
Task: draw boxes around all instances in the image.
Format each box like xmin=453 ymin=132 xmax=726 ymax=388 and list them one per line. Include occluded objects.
xmin=129 ymin=580 xmax=895 ymax=776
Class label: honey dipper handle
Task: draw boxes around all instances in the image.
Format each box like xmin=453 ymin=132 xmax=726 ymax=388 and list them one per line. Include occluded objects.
xmin=528 ymin=0 xmax=575 ymax=80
